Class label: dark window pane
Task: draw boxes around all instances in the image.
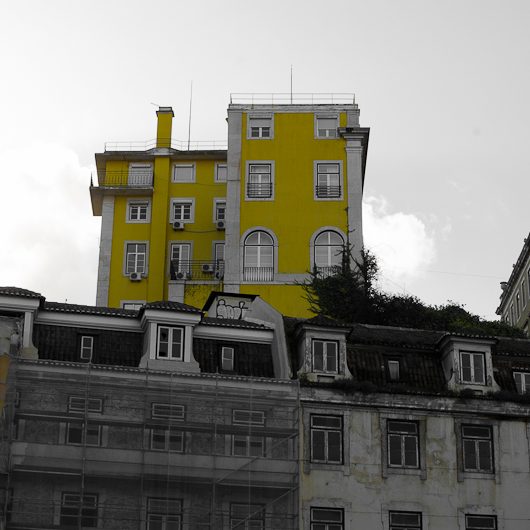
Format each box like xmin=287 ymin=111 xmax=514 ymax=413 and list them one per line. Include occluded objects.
xmin=311 ymin=430 xmax=326 ymax=461
xmin=388 ymin=434 xmax=402 ymax=466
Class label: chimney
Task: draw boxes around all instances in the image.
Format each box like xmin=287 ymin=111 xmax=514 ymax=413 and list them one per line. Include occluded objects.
xmin=500 ymin=281 xmax=508 ymax=292
xmin=156 ymin=107 xmax=174 ymax=148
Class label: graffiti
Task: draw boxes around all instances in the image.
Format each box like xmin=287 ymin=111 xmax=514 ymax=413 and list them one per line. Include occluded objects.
xmin=215 ymin=299 xmax=248 ymax=320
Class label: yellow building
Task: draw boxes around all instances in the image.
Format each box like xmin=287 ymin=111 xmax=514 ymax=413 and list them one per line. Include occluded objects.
xmin=91 ymin=95 xmax=369 ymax=317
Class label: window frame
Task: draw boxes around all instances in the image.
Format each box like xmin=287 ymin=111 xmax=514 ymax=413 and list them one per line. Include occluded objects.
xmin=245 ymin=161 xmax=274 ymax=201
xmin=156 ymin=326 xmax=184 ymax=361
xmin=214 ymin=199 xmax=227 ymax=222
xmin=128 ymin=162 xmax=153 ymax=186
xmin=151 ymin=403 xmax=185 ymax=421
xmin=461 ymin=424 xmax=494 ymax=473
xmin=147 ymin=498 xmax=182 ymax=530
xmin=170 ymin=242 xmax=192 ymax=276
xmin=513 ymin=371 xmax=530 ymax=394
xmin=232 ymin=434 xmax=265 ymax=457
xmin=68 ymin=396 xmax=103 ymax=414
xmin=247 ymin=114 xmax=274 ymax=140
xmin=310 ymin=507 xmax=344 ymax=530
xmin=310 ymin=414 xmax=343 ymax=465
xmin=460 ymin=350 xmax=486 ymax=385
xmin=172 ymin=163 xmax=195 ymax=183
xmin=243 ymin=230 xmax=275 ymax=282
xmin=386 ymin=359 xmax=401 ymax=382
xmin=312 ymin=339 xmax=339 ymax=374
xmin=150 ymin=427 xmax=184 ymax=452
xmin=230 ymin=502 xmax=265 ymax=530
xmin=221 ymin=346 xmax=235 ymax=372
xmin=126 ymin=199 xmax=151 ymax=223
xmin=314 ymin=114 xmax=339 ymax=139
xmin=314 ymin=161 xmax=343 ymax=200
xmin=465 ymin=514 xmax=497 ymax=529
xmin=80 ymin=336 xmax=94 ymax=361
xmin=387 ymin=420 xmax=420 ymax=469
xmin=124 ymin=241 xmax=148 ymax=276
xmin=215 ymin=162 xmax=228 ymax=182
xmin=60 ymin=493 xmax=98 ymax=528
xmin=170 ymin=198 xmax=195 ymax=224
xmin=66 ymin=422 xmax=101 ymax=447
xmin=389 ymin=510 xmax=422 ymax=530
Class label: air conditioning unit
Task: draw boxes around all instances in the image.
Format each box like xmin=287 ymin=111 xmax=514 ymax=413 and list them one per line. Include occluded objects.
xmin=172 ymin=221 xmax=184 ymax=230
xmin=129 ymin=272 xmax=142 ymax=281
xmin=216 ymin=220 xmax=225 ymax=230
xmin=176 ymin=271 xmax=191 ymax=280
xmin=202 ymin=263 xmax=214 ymax=273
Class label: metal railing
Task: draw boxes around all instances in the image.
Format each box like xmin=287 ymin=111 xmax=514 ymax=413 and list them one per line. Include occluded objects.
xmin=96 ymin=170 xmax=153 ymax=188
xmin=314 ymin=265 xmax=343 ymax=278
xmin=315 ymin=185 xmax=342 ymax=198
xmin=104 ymin=139 xmax=227 ymax=152
xmin=243 ymin=267 xmax=274 ymax=282
xmin=230 ymin=93 xmax=356 ymax=105
xmin=246 ymin=182 xmax=273 ymax=198
xmin=170 ymin=260 xmax=225 ymax=281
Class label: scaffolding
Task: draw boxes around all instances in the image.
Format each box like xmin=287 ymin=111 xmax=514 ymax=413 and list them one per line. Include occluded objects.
xmin=0 ymin=356 xmax=299 ymax=529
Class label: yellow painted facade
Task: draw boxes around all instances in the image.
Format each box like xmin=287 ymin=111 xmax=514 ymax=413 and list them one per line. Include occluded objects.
xmin=91 ymin=97 xmax=369 ymax=317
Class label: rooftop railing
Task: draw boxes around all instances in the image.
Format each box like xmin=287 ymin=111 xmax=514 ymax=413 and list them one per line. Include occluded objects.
xmin=170 ymin=260 xmax=225 ymax=281
xmin=104 ymin=139 xmax=227 ymax=152
xmin=230 ymin=93 xmax=356 ymax=105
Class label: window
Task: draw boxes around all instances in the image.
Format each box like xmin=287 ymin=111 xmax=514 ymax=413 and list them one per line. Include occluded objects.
xmin=522 ymin=280 xmax=527 ymax=307
xmin=232 ymin=435 xmax=264 ymax=457
xmin=215 ymin=163 xmax=227 ymax=182
xmin=151 ymin=403 xmax=185 ymax=420
xmin=314 ymin=231 xmax=344 ymax=273
xmin=171 ymin=199 xmax=194 ymax=223
xmin=121 ymin=301 xmax=145 ymax=311
xmin=462 ymin=424 xmax=493 ymax=472
xmin=214 ymin=200 xmax=226 ymax=222
xmin=465 ymin=515 xmax=497 ymax=529
xmin=310 ymin=415 xmax=342 ymax=464
xmin=157 ymin=326 xmax=184 ymax=360
xmin=514 ymin=371 xmax=530 ymax=394
xmin=510 ymin=303 xmax=515 ymax=325
xmin=243 ymin=231 xmax=274 ymax=281
xmin=315 ymin=116 xmax=338 ymax=138
xmin=170 ymin=243 xmax=191 ymax=276
xmin=80 ymin=336 xmax=93 ymax=361
xmin=246 ymin=163 xmax=273 ymax=199
xmin=60 ymin=493 xmax=98 ymax=527
xmin=127 ymin=200 xmax=150 ymax=223
xmin=312 ymin=340 xmax=338 ymax=373
xmin=389 ymin=511 xmax=422 ymax=530
xmin=315 ymin=162 xmax=341 ymax=199
xmin=68 ymin=397 xmax=103 ymax=413
xmin=66 ymin=422 xmax=101 ymax=446
xmin=460 ymin=351 xmax=486 ymax=384
xmin=150 ymin=428 xmax=184 ymax=452
xmin=387 ymin=420 xmax=419 ymax=468
xmin=147 ymin=498 xmax=182 ymax=530
xmin=128 ymin=163 xmax=153 ymax=186
xmin=310 ymin=508 xmax=343 ymax=530
xmin=126 ymin=243 xmax=147 ymax=274
xmin=387 ymin=359 xmax=400 ymax=381
xmin=248 ymin=116 xmax=272 ymax=139
xmin=230 ymin=503 xmax=264 ymax=530
xmin=232 ymin=409 xmax=265 ymax=426
xmin=172 ymin=164 xmax=195 ymax=182
xmin=221 ymin=346 xmax=234 ymax=371
xmin=516 ymin=293 xmax=521 ymax=318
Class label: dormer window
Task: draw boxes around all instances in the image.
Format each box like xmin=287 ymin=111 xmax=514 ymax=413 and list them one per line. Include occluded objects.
xmin=387 ymin=359 xmax=400 ymax=382
xmin=513 ymin=372 xmax=530 ymax=394
xmin=221 ymin=346 xmax=235 ymax=371
xmin=157 ymin=326 xmax=184 ymax=360
xmin=80 ymin=336 xmax=94 ymax=361
xmin=460 ymin=351 xmax=485 ymax=384
xmin=312 ymin=340 xmax=338 ymax=373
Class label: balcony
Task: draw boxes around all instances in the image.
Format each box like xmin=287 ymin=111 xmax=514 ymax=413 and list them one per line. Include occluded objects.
xmin=243 ymin=267 xmax=274 ymax=282
xmin=96 ymin=169 xmax=153 ymax=188
xmin=170 ymin=261 xmax=225 ymax=281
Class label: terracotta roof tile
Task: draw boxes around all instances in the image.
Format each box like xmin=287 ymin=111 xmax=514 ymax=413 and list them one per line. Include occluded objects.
xmin=0 ymin=287 xmax=43 ymax=299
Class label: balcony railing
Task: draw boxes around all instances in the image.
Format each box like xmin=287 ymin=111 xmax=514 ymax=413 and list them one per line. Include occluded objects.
xmin=247 ymin=182 xmax=273 ymax=199
xmin=314 ymin=265 xmax=343 ymax=278
xmin=230 ymin=93 xmax=356 ymax=105
xmin=104 ymin=139 xmax=227 ymax=152
xmin=170 ymin=260 xmax=225 ymax=281
xmin=243 ymin=267 xmax=274 ymax=282
xmin=316 ymin=185 xmax=342 ymax=198
xmin=96 ymin=170 xmax=153 ymax=188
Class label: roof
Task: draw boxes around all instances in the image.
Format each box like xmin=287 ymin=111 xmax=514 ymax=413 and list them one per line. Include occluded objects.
xmin=201 ymin=317 xmax=272 ymax=330
xmin=348 ymin=323 xmax=444 ymax=349
xmin=301 ymin=314 xmax=352 ymax=330
xmin=202 ymin=291 xmax=257 ymax=312
xmin=0 ymin=287 xmax=43 ymax=299
xmin=43 ymin=302 xmax=138 ymax=318
xmin=142 ymin=301 xmax=202 ymax=314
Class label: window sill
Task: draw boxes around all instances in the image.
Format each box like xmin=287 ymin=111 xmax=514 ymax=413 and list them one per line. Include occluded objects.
xmin=383 ymin=466 xmax=426 ymax=480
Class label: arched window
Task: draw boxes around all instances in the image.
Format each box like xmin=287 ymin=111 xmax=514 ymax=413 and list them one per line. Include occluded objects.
xmin=314 ymin=231 xmax=344 ymax=275
xmin=244 ymin=231 xmax=274 ymax=282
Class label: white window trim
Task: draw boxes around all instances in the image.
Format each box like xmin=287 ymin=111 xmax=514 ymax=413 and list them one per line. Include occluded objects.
xmin=68 ymin=396 xmax=103 ymax=414
xmin=313 ymin=160 xmax=344 ymax=201
xmin=310 ymin=414 xmax=343 ymax=465
xmin=247 ymin=113 xmax=274 ymax=140
xmin=170 ymin=198 xmax=195 ymax=224
xmin=168 ymin=241 xmax=193 ymax=278
xmin=172 ymin=163 xmax=196 ymax=183
xmin=213 ymin=198 xmax=227 ymax=223
xmin=312 ymin=339 xmax=339 ymax=374
xmin=460 ymin=350 xmax=486 ymax=385
xmin=156 ymin=326 xmax=185 ymax=361
xmin=80 ymin=336 xmax=93 ymax=361
xmin=126 ymin=199 xmax=151 ymax=224
xmin=221 ymin=346 xmax=235 ymax=371
xmin=314 ymin=114 xmax=339 ymax=139
xmin=514 ymin=371 xmax=530 ymax=394
xmin=245 ymin=161 xmax=275 ymax=201
xmin=123 ymin=240 xmax=149 ymax=277
xmin=215 ymin=162 xmax=228 ymax=182
xmin=151 ymin=402 xmax=185 ymax=420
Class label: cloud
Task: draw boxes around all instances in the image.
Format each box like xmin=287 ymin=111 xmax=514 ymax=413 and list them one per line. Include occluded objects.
xmin=363 ymin=196 xmax=436 ymax=289
xmin=0 ymin=143 xmax=100 ymax=304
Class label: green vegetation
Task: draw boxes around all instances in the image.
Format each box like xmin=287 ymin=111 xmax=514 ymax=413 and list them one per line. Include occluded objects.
xmin=303 ymin=249 xmax=525 ymax=338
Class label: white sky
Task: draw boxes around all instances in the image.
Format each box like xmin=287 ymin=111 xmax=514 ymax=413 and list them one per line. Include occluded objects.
xmin=1 ymin=0 xmax=529 ymax=319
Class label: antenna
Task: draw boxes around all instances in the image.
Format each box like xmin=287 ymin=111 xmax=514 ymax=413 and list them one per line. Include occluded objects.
xmin=187 ymin=81 xmax=193 ymax=151
xmin=290 ymin=65 xmax=293 ymax=103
